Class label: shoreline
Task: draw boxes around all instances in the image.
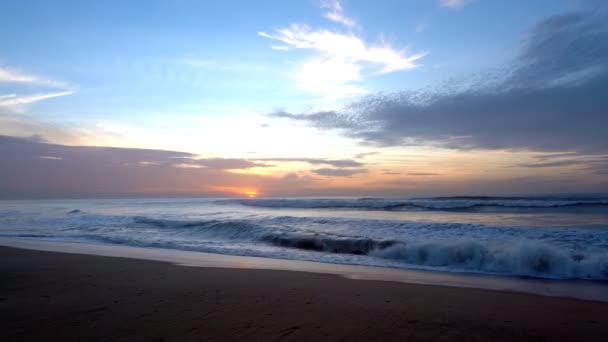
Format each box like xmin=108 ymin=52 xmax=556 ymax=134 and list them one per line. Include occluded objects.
xmin=1 ymin=237 xmax=607 ymax=302
xmin=2 ymin=244 xmax=608 ymax=341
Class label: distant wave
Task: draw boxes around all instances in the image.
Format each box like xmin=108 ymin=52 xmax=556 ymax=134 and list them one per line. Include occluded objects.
xmin=222 ymin=197 xmax=608 ymax=211
xmin=132 ymin=216 xmax=608 ymax=280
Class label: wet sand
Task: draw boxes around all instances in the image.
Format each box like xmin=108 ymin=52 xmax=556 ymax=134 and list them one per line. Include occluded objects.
xmin=1 ymin=246 xmax=607 ymax=341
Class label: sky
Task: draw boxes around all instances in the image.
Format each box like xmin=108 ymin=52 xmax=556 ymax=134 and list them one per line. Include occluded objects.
xmin=1 ymin=0 xmax=607 ymax=198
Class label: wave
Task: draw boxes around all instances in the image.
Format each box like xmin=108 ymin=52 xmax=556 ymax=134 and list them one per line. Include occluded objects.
xmin=223 ymin=197 xmax=608 ymax=211
xmin=132 ymin=216 xmax=608 ymax=280
xmin=133 ymin=216 xmax=273 ymax=240
xmin=262 ymin=233 xmax=396 ymax=254
xmin=134 ymin=216 xmax=394 ymax=254
xmin=371 ymin=240 xmax=608 ymax=280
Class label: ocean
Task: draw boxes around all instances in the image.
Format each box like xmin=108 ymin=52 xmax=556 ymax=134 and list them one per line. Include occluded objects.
xmin=1 ymin=196 xmax=607 ymax=280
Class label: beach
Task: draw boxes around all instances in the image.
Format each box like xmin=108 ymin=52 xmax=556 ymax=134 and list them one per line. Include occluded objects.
xmin=2 ymin=246 xmax=607 ymax=341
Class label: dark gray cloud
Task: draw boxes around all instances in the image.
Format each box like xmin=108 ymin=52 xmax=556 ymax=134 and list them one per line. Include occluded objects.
xmin=0 ymin=135 xmax=195 ymax=163
xmin=0 ymin=135 xmax=284 ymax=198
xmin=0 ymin=135 xmax=374 ymax=198
xmin=312 ymin=168 xmax=367 ymax=177
xmin=407 ymin=172 xmax=441 ymax=176
xmin=0 ymin=135 xmax=273 ymax=171
xmin=270 ymin=8 xmax=608 ymax=153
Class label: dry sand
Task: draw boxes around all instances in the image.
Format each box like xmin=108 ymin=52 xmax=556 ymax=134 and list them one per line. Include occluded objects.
xmin=1 ymin=246 xmax=607 ymax=341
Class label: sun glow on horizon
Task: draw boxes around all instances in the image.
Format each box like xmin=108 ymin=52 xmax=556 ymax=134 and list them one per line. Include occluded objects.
xmin=207 ymin=185 xmax=262 ymax=197
xmin=244 ymin=190 xmax=259 ymax=198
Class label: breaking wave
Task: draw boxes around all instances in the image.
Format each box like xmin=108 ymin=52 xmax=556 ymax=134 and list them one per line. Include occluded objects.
xmin=131 ymin=216 xmax=608 ymax=280
xmin=370 ymin=241 xmax=608 ymax=280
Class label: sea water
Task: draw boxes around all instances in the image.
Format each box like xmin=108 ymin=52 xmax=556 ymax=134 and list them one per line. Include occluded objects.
xmin=1 ymin=196 xmax=607 ymax=280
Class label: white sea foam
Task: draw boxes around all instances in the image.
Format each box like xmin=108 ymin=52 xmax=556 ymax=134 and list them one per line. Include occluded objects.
xmin=370 ymin=240 xmax=608 ymax=279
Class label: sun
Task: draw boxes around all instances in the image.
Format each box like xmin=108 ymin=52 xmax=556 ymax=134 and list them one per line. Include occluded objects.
xmin=244 ymin=190 xmax=259 ymax=198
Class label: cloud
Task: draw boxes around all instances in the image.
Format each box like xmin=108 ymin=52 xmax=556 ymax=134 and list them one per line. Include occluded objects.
xmin=253 ymin=157 xmax=363 ymax=168
xmin=0 ymin=135 xmax=310 ymax=198
xmin=415 ymin=22 xmax=428 ymax=33
xmin=320 ymin=0 xmax=356 ymax=27
xmin=1 ymin=135 xmax=605 ymax=197
xmin=354 ymin=152 xmax=379 ymax=159
xmin=294 ymin=57 xmax=368 ymax=101
xmin=407 ymin=172 xmax=441 ymax=176
xmin=282 ymin=172 xmax=300 ymax=181
xmin=0 ymin=65 xmax=75 ymax=110
xmin=0 ymin=94 xmax=16 ymax=100
xmin=515 ymin=155 xmax=608 ymax=175
xmin=187 ymin=158 xmax=271 ymax=170
xmin=516 ymin=160 xmax=588 ymax=168
xmin=0 ymin=91 xmax=74 ymax=107
xmin=259 ymin=4 xmax=426 ymax=101
xmin=0 ymin=135 xmax=386 ymax=198
xmin=0 ymin=66 xmax=71 ymax=88
xmin=269 ymin=110 xmax=362 ymax=129
xmin=532 ymin=152 xmax=582 ymax=161
xmin=254 ymin=157 xmax=370 ymax=178
xmin=312 ymin=168 xmax=367 ymax=177
xmin=271 ymin=45 xmax=289 ymax=51
xmin=440 ymin=0 xmax=471 ymax=10
xmin=0 ymin=114 xmax=90 ymax=145
xmin=269 ymin=9 xmax=608 ymax=153
xmin=259 ymin=25 xmax=425 ymax=74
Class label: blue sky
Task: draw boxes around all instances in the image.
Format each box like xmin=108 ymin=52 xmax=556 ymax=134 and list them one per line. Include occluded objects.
xmin=1 ymin=0 xmax=607 ymax=197
xmin=0 ymin=0 xmax=574 ymax=118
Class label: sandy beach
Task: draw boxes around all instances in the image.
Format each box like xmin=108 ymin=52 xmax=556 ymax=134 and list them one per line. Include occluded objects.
xmin=1 ymin=246 xmax=607 ymax=341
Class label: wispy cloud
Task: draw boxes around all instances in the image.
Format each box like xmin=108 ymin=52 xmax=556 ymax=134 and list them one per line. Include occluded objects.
xmin=312 ymin=168 xmax=367 ymax=177
xmin=515 ymin=154 xmax=608 ymax=175
xmin=354 ymin=152 xmax=379 ymax=159
xmin=532 ymin=152 xmax=582 ymax=161
xmin=320 ymin=0 xmax=356 ymax=27
xmin=259 ymin=3 xmax=426 ymax=102
xmin=516 ymin=160 xmax=589 ymax=168
xmin=0 ymin=91 xmax=74 ymax=107
xmin=253 ymin=157 xmax=363 ymax=168
xmin=259 ymin=25 xmax=425 ymax=74
xmin=415 ymin=22 xmax=428 ymax=33
xmin=0 ymin=66 xmax=71 ymax=88
xmin=0 ymin=94 xmax=17 ymax=100
xmin=271 ymin=45 xmax=290 ymax=51
xmin=440 ymin=0 xmax=472 ymax=10
xmin=179 ymin=158 xmax=272 ymax=170
xmin=0 ymin=65 xmax=75 ymax=110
